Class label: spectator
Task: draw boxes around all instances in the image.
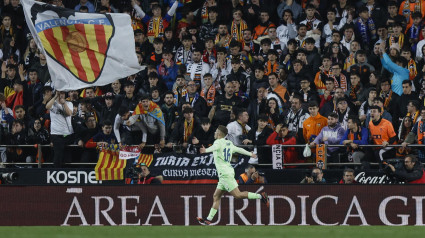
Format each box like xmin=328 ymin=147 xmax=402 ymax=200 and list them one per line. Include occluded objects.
xmin=199 ymin=6 xmax=219 ymax=42
xmin=385 ymin=155 xmax=425 ymax=183
xmin=180 ymin=80 xmax=208 ymax=118
xmin=46 ymin=91 xmax=74 ymax=168
xmin=238 ymin=164 xmax=267 ymax=184
xmin=161 ymin=91 xmax=178 ymax=141
xmin=119 ymin=81 xmax=139 ymax=111
xmin=78 ymin=114 xmax=99 ymax=163
xmin=0 ymin=63 xmax=17 ymax=98
xmin=147 ymin=37 xmax=164 ymax=66
xmin=244 ymin=114 xmax=273 ymax=164
xmin=247 ymin=85 xmax=267 ymax=128
xmin=186 ymin=48 xmax=211 ymax=89
xmin=267 ymin=72 xmax=289 ymax=109
xmin=300 ymin=167 xmax=326 ymax=184
xmin=310 ymin=112 xmax=346 ymax=163
xmin=339 ymin=168 xmax=356 ymax=184
xmin=402 ymin=108 xmax=425 ymax=162
xmin=25 ymin=68 xmax=43 ymax=109
xmin=348 ymin=50 xmax=375 ymax=86
xmin=340 ymin=115 xmax=368 ymax=164
xmin=128 ymin=95 xmax=166 ymax=151
xmin=264 ymin=97 xmax=283 ymax=131
xmin=98 ymin=0 xmax=118 ymax=13
xmin=396 ymin=80 xmax=419 ymax=127
xmin=209 ymin=80 xmax=241 ymax=126
xmin=28 ymin=118 xmax=49 ymax=145
xmin=227 ymin=108 xmax=250 ymax=146
xmin=359 ymin=88 xmax=377 ymax=123
xmin=379 ymin=41 xmax=409 ymax=97
xmin=284 ymin=94 xmax=309 ymax=140
xmin=74 ymin=0 xmax=95 ymax=13
xmin=365 ymin=97 xmax=393 ymax=127
xmin=167 ymin=107 xmax=200 ymax=151
xmin=191 ymin=117 xmax=215 ymax=150
xmin=303 ymin=101 xmax=327 ymax=145
xmin=175 ymin=35 xmax=194 ymax=65
xmin=253 ymin=9 xmax=275 ymax=40
xmin=158 ymin=49 xmax=179 ymax=91
xmin=266 ymin=123 xmax=299 ymax=167
xmin=6 ymin=119 xmax=30 ymax=164
xmin=31 ymin=52 xmax=50 ymax=84
xmin=113 ymin=106 xmax=142 ymax=147
xmin=299 ymin=78 xmax=320 ymax=105
xmin=98 ymin=92 xmax=119 ymax=125
xmin=131 ymin=0 xmax=178 ymax=42
xmin=368 ymin=105 xmax=398 ymax=162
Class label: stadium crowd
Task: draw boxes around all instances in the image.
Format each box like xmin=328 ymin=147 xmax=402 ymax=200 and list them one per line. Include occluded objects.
xmin=0 ymin=0 xmax=425 ymax=171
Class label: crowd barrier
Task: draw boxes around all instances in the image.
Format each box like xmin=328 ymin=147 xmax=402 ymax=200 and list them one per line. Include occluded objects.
xmin=0 ymin=168 xmax=391 ymax=185
xmin=1 ymin=185 xmax=424 ymax=226
xmin=0 ymin=144 xmax=423 ymax=168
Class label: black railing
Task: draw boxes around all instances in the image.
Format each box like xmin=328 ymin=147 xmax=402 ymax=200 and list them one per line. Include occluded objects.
xmin=0 ymin=143 xmax=421 ymax=168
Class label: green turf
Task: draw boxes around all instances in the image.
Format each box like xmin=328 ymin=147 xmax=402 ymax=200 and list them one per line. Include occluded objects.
xmin=1 ymin=226 xmax=425 ymax=238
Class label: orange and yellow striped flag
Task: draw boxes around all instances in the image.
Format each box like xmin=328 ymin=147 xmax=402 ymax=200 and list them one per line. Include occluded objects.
xmin=95 ymin=145 xmax=126 ymax=180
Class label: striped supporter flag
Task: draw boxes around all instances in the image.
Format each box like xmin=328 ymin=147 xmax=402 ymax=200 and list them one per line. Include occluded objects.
xmin=95 ymin=145 xmax=126 ymax=181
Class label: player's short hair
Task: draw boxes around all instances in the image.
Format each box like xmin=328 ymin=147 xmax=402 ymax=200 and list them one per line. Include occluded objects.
xmin=217 ymin=125 xmax=228 ymax=136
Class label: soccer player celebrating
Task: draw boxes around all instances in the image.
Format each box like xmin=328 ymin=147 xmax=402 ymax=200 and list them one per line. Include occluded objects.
xmin=196 ymin=125 xmax=269 ymax=225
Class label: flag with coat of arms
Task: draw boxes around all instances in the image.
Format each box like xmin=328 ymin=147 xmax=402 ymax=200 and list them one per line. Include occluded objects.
xmin=22 ymin=0 xmax=142 ymax=91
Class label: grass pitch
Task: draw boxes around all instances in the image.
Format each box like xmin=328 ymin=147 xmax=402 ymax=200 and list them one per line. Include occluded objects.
xmin=1 ymin=226 xmax=425 ymax=238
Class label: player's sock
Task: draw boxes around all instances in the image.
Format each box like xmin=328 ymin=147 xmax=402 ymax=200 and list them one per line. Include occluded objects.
xmin=207 ymin=208 xmax=217 ymax=221
xmin=248 ymin=192 xmax=261 ymax=199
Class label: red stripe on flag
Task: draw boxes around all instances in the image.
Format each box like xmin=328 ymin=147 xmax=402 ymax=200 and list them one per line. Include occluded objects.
xmin=74 ymin=24 xmax=101 ymax=78
xmin=60 ymin=26 xmax=88 ymax=82
xmin=94 ymin=24 xmax=107 ymax=54
xmin=44 ymin=28 xmax=69 ymax=69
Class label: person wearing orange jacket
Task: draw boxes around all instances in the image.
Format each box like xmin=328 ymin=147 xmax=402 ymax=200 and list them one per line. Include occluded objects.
xmin=303 ymin=101 xmax=327 ymax=144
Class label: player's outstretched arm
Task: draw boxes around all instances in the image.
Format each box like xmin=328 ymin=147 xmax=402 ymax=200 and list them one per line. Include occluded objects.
xmin=201 ymin=145 xmax=217 ymax=154
xmin=232 ymin=145 xmax=254 ymax=157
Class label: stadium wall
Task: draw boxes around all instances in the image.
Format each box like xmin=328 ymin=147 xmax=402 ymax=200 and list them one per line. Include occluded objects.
xmin=1 ymin=185 xmax=424 ymax=226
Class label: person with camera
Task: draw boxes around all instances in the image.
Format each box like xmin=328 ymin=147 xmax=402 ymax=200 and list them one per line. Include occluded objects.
xmin=300 ymin=167 xmax=326 ymax=184
xmin=385 ymin=155 xmax=425 ymax=184
xmin=238 ymin=164 xmax=267 ymax=184
xmin=125 ymin=163 xmax=162 ymax=185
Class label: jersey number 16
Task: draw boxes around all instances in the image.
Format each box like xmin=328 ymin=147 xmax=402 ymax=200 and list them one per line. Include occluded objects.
xmin=223 ymin=148 xmax=231 ymax=162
